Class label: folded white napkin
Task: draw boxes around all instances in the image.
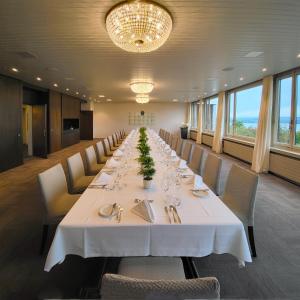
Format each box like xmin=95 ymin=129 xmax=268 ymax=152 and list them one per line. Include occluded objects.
xmin=93 ymin=172 xmax=113 ymax=186
xmin=170 ymin=150 xmax=177 ymax=157
xmin=113 ymin=149 xmax=123 ymax=157
xmin=131 ymin=200 xmax=155 ymax=223
xmin=106 ymin=158 xmax=120 ymax=169
xmin=178 ymin=159 xmax=187 ymax=169
xmin=193 ymin=174 xmax=206 ymax=190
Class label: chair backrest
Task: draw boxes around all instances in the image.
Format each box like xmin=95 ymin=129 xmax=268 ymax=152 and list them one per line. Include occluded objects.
xmin=85 ymin=146 xmax=97 ymax=172
xmin=167 ymin=133 xmax=173 ymax=145
xmin=108 ymin=136 xmax=114 ymax=150
xmin=38 ymin=163 xmax=68 ymax=217
xmin=171 ymin=135 xmax=178 ymax=150
xmin=202 ymin=153 xmax=222 ymax=195
xmin=67 ymin=153 xmax=85 ymax=187
xmin=159 ymin=129 xmax=163 ymax=138
xmin=165 ymin=132 xmax=170 ymax=143
xmin=103 ymin=138 xmax=112 ymax=155
xmin=188 ymin=145 xmax=203 ymax=174
xmin=101 ymin=274 xmax=220 ymax=300
xmin=112 ymin=133 xmax=118 ymax=147
xmin=222 ymin=164 xmax=258 ymax=226
xmin=96 ymin=141 xmax=106 ymax=162
xmin=176 ymin=138 xmax=183 ymax=156
xmin=181 ymin=142 xmax=193 ymax=162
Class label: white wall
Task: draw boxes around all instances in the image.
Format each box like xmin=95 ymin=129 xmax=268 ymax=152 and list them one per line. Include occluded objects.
xmin=93 ymin=102 xmax=187 ymax=138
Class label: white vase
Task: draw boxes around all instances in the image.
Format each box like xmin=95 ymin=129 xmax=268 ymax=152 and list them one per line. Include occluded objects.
xmin=143 ymin=179 xmax=152 ymax=189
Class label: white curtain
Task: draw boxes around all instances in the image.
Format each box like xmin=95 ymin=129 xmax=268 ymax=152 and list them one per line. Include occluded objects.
xmin=212 ymin=91 xmax=226 ymax=153
xmin=186 ymin=103 xmax=192 ymax=126
xmin=196 ymin=100 xmax=203 ymax=144
xmin=251 ymin=76 xmax=273 ymax=173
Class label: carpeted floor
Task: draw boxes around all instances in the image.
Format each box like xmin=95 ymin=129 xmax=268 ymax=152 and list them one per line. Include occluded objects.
xmin=0 ymin=140 xmax=299 ymax=299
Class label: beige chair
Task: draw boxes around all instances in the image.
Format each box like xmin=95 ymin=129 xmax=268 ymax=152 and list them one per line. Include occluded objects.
xmin=165 ymin=131 xmax=170 ymax=143
xmin=96 ymin=141 xmax=110 ymax=163
xmin=38 ymin=163 xmax=79 ymax=254
xmin=161 ymin=129 xmax=166 ymax=140
xmin=67 ymin=153 xmax=94 ymax=194
xmin=181 ymin=141 xmax=193 ymax=162
xmin=116 ymin=131 xmax=124 ymax=143
xmin=159 ymin=128 xmax=163 ymax=138
xmin=167 ymin=133 xmax=173 ymax=145
xmin=101 ymin=257 xmax=220 ymax=300
xmin=103 ymin=138 xmax=113 ymax=156
xmin=85 ymin=146 xmax=104 ymax=175
xmin=108 ymin=135 xmax=118 ymax=151
xmin=112 ymin=133 xmax=121 ymax=147
xmin=176 ymin=138 xmax=183 ymax=156
xmin=188 ymin=145 xmax=203 ymax=174
xmin=222 ymin=164 xmax=259 ymax=257
xmin=202 ymin=153 xmax=222 ymax=195
xmin=171 ymin=135 xmax=178 ymax=150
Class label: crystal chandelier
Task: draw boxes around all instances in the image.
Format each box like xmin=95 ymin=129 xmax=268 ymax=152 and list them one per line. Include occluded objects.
xmin=130 ymin=80 xmax=154 ymax=94
xmin=136 ymin=94 xmax=149 ymax=104
xmin=106 ymin=0 xmax=173 ymax=53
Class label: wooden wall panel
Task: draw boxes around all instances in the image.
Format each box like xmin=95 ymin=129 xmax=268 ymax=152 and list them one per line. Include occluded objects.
xmin=62 ymin=94 xmax=80 ymax=119
xmin=48 ymin=90 xmax=62 ymax=153
xmin=0 ymin=76 xmax=23 ymax=172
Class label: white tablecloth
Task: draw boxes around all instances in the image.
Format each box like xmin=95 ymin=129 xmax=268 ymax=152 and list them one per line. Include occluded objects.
xmin=44 ymin=130 xmax=252 ymax=271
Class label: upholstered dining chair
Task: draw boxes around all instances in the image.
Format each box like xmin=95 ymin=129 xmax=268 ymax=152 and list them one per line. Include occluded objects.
xmin=202 ymin=153 xmax=222 ymax=195
xmin=116 ymin=131 xmax=124 ymax=143
xmin=222 ymin=164 xmax=259 ymax=257
xmin=167 ymin=133 xmax=173 ymax=145
xmin=181 ymin=141 xmax=193 ymax=162
xmin=85 ymin=146 xmax=104 ymax=175
xmin=171 ymin=135 xmax=178 ymax=150
xmin=96 ymin=141 xmax=110 ymax=163
xmin=176 ymin=138 xmax=183 ymax=156
xmin=161 ymin=130 xmax=166 ymax=140
xmin=188 ymin=145 xmax=203 ymax=175
xmin=112 ymin=133 xmax=121 ymax=147
xmin=108 ymin=135 xmax=118 ymax=151
xmin=38 ymin=163 xmax=80 ymax=254
xmin=101 ymin=257 xmax=220 ymax=300
xmin=159 ymin=128 xmax=163 ymax=138
xmin=103 ymin=138 xmax=113 ymax=156
xmin=165 ymin=132 xmax=171 ymax=143
xmin=67 ymin=153 xmax=94 ymax=194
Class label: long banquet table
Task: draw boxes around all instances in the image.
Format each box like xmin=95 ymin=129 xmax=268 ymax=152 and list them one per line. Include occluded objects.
xmin=44 ymin=129 xmax=252 ymax=272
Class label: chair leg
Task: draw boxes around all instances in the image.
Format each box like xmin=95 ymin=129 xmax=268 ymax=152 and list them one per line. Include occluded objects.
xmin=248 ymin=226 xmax=257 ymax=257
xmin=40 ymin=224 xmax=49 ymax=255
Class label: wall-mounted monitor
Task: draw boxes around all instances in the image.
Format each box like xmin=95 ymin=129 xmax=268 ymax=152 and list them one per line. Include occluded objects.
xmin=63 ymin=118 xmax=79 ymax=131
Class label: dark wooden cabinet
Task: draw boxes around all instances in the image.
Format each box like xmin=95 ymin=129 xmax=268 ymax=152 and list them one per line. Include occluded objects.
xmin=0 ymin=76 xmax=23 ymax=172
xmin=48 ymin=90 xmax=62 ymax=153
xmin=80 ymin=111 xmax=93 ymax=140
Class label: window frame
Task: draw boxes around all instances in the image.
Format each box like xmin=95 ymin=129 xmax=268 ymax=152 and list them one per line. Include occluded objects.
xmin=225 ymin=80 xmax=263 ymax=142
xmin=272 ymin=68 xmax=300 ymax=152
xmin=202 ymin=95 xmax=218 ymax=133
xmin=190 ymin=101 xmax=199 ymax=129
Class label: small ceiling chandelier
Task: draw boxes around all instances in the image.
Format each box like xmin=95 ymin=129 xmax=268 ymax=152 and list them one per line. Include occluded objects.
xmin=130 ymin=80 xmax=154 ymax=94
xmin=136 ymin=94 xmax=149 ymax=104
xmin=106 ymin=0 xmax=173 ymax=53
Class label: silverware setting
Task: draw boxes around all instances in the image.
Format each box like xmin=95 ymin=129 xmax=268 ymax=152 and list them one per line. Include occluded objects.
xmin=164 ymin=206 xmax=172 ymax=224
xmin=117 ymin=205 xmax=124 ymax=223
xmin=180 ymin=174 xmax=193 ymax=178
xmin=169 ymin=205 xmax=181 ymax=224
xmin=190 ymin=188 xmax=209 ymax=192
xmin=88 ymin=184 xmax=107 ymax=189
xmin=134 ymin=198 xmax=154 ymax=203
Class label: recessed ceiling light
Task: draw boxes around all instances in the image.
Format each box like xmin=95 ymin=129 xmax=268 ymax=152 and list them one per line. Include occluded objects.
xmin=172 ymin=99 xmax=178 ymax=102
xmin=98 ymin=95 xmax=105 ymax=98
xmin=53 ymin=83 xmax=58 ymax=87
xmin=240 ymin=77 xmax=244 ymax=81
xmin=11 ymin=67 xmax=19 ymax=72
xmin=297 ymin=53 xmax=300 ymax=58
xmin=36 ymin=77 xmax=42 ymax=81
xmin=245 ymin=51 xmax=263 ymax=58
xmin=224 ymin=83 xmax=228 ymax=87
xmin=66 ymin=88 xmax=69 ymax=91
xmin=107 ymin=99 xmax=112 ymax=102
xmin=83 ymin=94 xmax=86 ymax=98
xmin=76 ymin=91 xmax=79 ymax=95
xmin=262 ymin=68 xmax=267 ymax=72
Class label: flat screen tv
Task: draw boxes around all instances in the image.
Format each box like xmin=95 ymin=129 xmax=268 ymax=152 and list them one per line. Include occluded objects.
xmin=63 ymin=119 xmax=79 ymax=131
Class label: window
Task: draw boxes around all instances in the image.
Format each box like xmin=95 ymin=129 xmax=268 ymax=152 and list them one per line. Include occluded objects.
xmin=226 ymin=83 xmax=262 ymax=140
xmin=273 ymin=70 xmax=300 ymax=150
xmin=190 ymin=102 xmax=199 ymax=129
xmin=202 ymin=96 xmax=218 ymax=132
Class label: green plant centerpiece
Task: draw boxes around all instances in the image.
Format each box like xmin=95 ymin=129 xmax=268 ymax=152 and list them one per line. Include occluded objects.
xmin=137 ymin=127 xmax=156 ymax=189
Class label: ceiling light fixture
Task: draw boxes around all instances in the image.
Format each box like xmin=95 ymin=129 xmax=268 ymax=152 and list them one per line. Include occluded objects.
xmin=36 ymin=77 xmax=42 ymax=81
xmin=11 ymin=67 xmax=19 ymax=72
xmin=297 ymin=53 xmax=300 ymax=58
xmin=136 ymin=94 xmax=149 ymax=104
xmin=262 ymin=68 xmax=267 ymax=72
xmin=106 ymin=0 xmax=172 ymax=53
xmin=66 ymin=88 xmax=70 ymax=91
xmin=107 ymin=98 xmax=112 ymax=102
xmin=130 ymin=80 xmax=154 ymax=94
xmin=240 ymin=77 xmax=244 ymax=81
xmin=224 ymin=83 xmax=228 ymax=87
xmin=98 ymin=95 xmax=105 ymax=98
xmin=53 ymin=83 xmax=58 ymax=87
xmin=172 ymin=99 xmax=178 ymax=102
xmin=76 ymin=91 xmax=79 ymax=95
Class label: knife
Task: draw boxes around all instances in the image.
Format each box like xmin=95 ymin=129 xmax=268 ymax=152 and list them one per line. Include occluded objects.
xmin=164 ymin=206 xmax=172 ymax=224
xmin=169 ymin=206 xmax=177 ymax=224
xmin=171 ymin=205 xmax=182 ymax=224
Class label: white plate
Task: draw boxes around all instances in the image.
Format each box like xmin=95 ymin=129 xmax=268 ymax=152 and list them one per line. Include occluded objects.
xmin=192 ymin=190 xmax=209 ymax=197
xmin=98 ymin=204 xmax=117 ymax=218
xmin=101 ymin=168 xmax=114 ymax=174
